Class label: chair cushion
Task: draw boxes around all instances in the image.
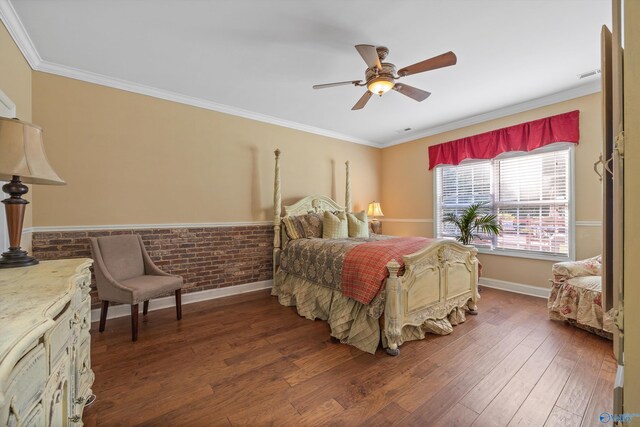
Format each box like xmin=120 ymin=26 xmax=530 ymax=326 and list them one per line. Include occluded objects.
xmin=566 ymin=275 xmax=602 ymax=292
xmin=97 ymin=235 xmax=145 ymax=282
xmin=121 ymin=275 xmax=183 ymax=304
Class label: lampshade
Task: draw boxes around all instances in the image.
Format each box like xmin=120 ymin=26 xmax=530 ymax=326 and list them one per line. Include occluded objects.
xmin=367 ymin=77 xmax=394 ymax=96
xmin=0 ymin=117 xmax=65 ymax=185
xmin=367 ymin=201 xmax=384 ymax=217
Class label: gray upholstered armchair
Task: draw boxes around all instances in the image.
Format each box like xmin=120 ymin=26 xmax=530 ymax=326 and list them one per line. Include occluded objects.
xmin=90 ymin=234 xmax=183 ymax=341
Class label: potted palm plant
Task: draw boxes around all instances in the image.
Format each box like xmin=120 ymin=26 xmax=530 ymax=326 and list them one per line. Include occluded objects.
xmin=442 ymin=202 xmax=502 ymax=292
xmin=442 ymin=202 xmax=502 ymax=246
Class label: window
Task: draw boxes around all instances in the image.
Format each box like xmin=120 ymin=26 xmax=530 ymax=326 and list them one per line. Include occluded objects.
xmin=434 ymin=145 xmax=574 ymax=260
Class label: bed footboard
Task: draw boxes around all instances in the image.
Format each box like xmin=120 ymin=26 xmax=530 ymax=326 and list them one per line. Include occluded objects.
xmin=384 ymin=241 xmax=479 ymax=356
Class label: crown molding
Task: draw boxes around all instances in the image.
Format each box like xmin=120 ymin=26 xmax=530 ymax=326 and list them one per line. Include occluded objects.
xmin=0 ymin=0 xmax=40 ymax=68
xmin=0 ymin=0 xmax=380 ymax=148
xmin=35 ymin=60 xmax=383 ymax=148
xmin=0 ymin=0 xmax=601 ymax=150
xmin=34 ymin=60 xmax=602 ymax=150
xmin=381 ymin=80 xmax=602 ymax=148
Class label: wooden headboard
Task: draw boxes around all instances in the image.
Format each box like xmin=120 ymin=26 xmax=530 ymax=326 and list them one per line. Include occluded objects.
xmin=283 ymin=195 xmax=345 ymax=217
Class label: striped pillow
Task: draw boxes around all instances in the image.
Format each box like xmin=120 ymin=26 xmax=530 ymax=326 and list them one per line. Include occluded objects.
xmin=323 ymin=211 xmax=348 ymax=239
xmin=282 ymin=216 xmax=305 ymax=240
xmin=347 ymin=210 xmax=369 ymax=238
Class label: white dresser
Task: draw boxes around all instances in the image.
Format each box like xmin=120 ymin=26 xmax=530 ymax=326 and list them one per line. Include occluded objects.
xmin=0 ymin=259 xmax=95 ymax=426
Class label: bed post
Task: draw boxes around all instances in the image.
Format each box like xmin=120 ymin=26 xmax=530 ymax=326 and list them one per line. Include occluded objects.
xmin=384 ymin=260 xmax=403 ymax=356
xmin=345 ymin=160 xmax=352 ymax=213
xmin=468 ymin=250 xmax=479 ymax=314
xmin=273 ymin=149 xmax=282 ymax=276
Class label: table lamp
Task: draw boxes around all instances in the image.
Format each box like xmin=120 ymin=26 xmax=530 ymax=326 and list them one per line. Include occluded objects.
xmin=367 ymin=201 xmax=384 ymax=222
xmin=0 ymin=117 xmax=65 ymax=268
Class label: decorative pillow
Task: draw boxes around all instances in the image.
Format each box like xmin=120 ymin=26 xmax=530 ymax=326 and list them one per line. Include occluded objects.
xmin=282 ymin=216 xmax=305 ymax=240
xmin=347 ymin=210 xmax=369 ymax=238
xmin=323 ymin=211 xmax=348 ymax=239
xmin=552 ymin=255 xmax=602 ymax=281
xmin=299 ymin=213 xmax=323 ymax=238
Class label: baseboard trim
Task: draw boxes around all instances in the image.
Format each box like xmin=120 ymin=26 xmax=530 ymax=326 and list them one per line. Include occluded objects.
xmin=91 ymin=279 xmax=273 ymax=322
xmin=479 ymin=277 xmax=550 ymax=299
xmin=92 ymin=277 xmax=547 ymax=320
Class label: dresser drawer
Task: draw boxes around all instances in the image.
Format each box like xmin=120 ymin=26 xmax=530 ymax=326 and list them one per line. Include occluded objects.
xmin=5 ymin=344 xmax=46 ymax=419
xmin=74 ymin=337 xmax=92 ymax=393
xmin=80 ymin=297 xmax=92 ymax=333
xmin=46 ymin=304 xmax=73 ymax=368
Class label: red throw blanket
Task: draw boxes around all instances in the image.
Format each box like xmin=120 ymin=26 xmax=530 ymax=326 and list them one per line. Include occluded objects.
xmin=342 ymin=236 xmax=434 ymax=304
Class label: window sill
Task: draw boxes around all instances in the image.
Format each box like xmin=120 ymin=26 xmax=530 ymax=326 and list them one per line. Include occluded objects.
xmin=476 ymin=247 xmax=573 ymax=262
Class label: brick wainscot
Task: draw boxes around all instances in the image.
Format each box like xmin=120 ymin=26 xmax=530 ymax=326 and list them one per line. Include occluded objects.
xmin=32 ymin=225 xmax=274 ymax=309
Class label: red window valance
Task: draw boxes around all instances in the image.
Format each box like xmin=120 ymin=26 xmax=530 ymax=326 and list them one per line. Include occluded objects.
xmin=428 ymin=110 xmax=580 ymax=170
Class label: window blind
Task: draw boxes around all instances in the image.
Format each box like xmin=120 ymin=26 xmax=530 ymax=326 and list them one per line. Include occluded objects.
xmin=435 ymin=147 xmax=571 ymax=257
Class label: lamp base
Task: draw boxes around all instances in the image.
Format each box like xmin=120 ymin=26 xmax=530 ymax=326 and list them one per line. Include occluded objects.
xmin=0 ymin=248 xmax=38 ymax=269
xmin=0 ymin=176 xmax=38 ymax=269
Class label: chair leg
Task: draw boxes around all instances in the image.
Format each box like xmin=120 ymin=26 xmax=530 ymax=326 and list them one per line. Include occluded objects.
xmin=143 ymin=300 xmax=149 ymax=316
xmin=131 ymin=304 xmax=139 ymax=342
xmin=99 ymin=300 xmax=109 ymax=332
xmin=175 ymin=289 xmax=182 ymax=320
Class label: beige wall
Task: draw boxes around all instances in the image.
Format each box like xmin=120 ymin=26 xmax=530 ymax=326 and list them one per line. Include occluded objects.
xmin=31 ymin=72 xmax=381 ymax=226
xmin=0 ymin=23 xmax=31 ymax=121
xmin=623 ymin=0 xmax=640 ymax=419
xmin=0 ymin=20 xmax=33 ymax=248
xmin=381 ymin=93 xmax=603 ymax=288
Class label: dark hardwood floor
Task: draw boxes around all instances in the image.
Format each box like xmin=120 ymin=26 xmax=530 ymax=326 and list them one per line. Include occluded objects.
xmin=83 ymin=287 xmax=615 ymax=427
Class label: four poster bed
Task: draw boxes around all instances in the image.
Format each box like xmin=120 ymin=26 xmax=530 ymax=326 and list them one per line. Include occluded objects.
xmin=270 ymin=149 xmax=479 ymax=355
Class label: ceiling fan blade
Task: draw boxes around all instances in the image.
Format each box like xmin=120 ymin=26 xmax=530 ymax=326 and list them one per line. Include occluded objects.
xmin=397 ymin=51 xmax=457 ymax=77
xmin=393 ymin=83 xmax=431 ymax=102
xmin=352 ymin=91 xmax=373 ymax=110
xmin=355 ymin=44 xmax=382 ymax=70
xmin=312 ymin=80 xmax=362 ymax=89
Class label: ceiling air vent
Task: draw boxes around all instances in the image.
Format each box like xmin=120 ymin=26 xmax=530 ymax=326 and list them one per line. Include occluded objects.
xmin=395 ymin=127 xmax=412 ymax=134
xmin=577 ymin=69 xmax=601 ymax=79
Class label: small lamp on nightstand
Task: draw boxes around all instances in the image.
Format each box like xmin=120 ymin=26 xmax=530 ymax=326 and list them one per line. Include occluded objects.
xmin=367 ymin=201 xmax=384 ymax=234
xmin=0 ymin=117 xmax=65 ymax=268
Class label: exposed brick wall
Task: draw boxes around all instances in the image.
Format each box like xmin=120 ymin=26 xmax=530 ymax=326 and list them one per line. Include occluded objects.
xmin=32 ymin=225 xmax=274 ymax=309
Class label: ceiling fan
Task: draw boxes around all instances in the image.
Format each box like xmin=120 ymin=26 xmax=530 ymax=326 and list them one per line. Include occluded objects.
xmin=312 ymin=45 xmax=457 ymax=110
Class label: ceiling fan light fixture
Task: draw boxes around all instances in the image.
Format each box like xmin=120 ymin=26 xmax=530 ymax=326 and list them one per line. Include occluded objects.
xmin=367 ymin=77 xmax=394 ymax=96
xmin=313 ymin=45 xmax=457 ymax=109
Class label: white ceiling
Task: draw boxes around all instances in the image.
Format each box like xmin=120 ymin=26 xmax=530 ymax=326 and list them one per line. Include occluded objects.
xmin=7 ymin=0 xmax=610 ymax=146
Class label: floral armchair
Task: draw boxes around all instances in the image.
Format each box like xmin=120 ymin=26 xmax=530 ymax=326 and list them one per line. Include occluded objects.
xmin=547 ymin=255 xmax=614 ymax=338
